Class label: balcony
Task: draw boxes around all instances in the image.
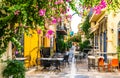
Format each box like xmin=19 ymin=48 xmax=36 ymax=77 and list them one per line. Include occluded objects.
xmin=56 ymin=25 xmax=67 ymax=35
xmin=89 ymin=8 xmax=106 ymax=22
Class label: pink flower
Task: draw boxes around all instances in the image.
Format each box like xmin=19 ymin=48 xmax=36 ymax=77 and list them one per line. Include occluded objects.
xmin=67 ymin=8 xmax=70 ymax=12
xmin=52 ymin=17 xmax=57 ymax=24
xmin=57 ymin=18 xmax=62 ymax=22
xmin=66 ymin=14 xmax=72 ymax=19
xmin=55 ymin=1 xmax=59 ymax=4
xmin=47 ymin=30 xmax=54 ymax=35
xmin=94 ymin=0 xmax=107 ymax=15
xmin=46 ymin=30 xmax=54 ymax=38
xmin=100 ymin=0 xmax=107 ymax=8
xmin=55 ymin=0 xmax=64 ymax=5
xmin=66 ymin=0 xmax=71 ymax=2
xmin=39 ymin=9 xmax=46 ymax=16
xmin=46 ymin=34 xmax=51 ymax=38
xmin=15 ymin=51 xmax=19 ymax=55
xmin=37 ymin=29 xmax=41 ymax=34
xmin=14 ymin=10 xmax=20 ymax=16
xmin=94 ymin=6 xmax=102 ymax=15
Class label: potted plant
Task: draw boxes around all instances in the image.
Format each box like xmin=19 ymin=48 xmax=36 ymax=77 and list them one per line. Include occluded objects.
xmin=2 ymin=59 xmax=26 ymax=78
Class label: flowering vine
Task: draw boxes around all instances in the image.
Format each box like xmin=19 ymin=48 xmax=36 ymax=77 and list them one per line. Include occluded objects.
xmin=94 ymin=0 xmax=107 ymax=14
xmin=46 ymin=30 xmax=54 ymax=38
xmin=39 ymin=9 xmax=46 ymax=16
xmin=0 ymin=0 xmax=119 ymax=56
xmin=0 ymin=0 xmax=79 ymax=56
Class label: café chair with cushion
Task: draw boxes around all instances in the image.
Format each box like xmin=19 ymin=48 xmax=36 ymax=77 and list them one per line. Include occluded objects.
xmin=98 ymin=58 xmax=105 ymax=71
xmin=110 ymin=58 xmax=119 ymax=72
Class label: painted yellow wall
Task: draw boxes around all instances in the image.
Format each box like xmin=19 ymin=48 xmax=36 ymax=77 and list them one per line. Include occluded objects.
xmin=44 ymin=37 xmax=50 ymax=47
xmin=24 ymin=29 xmax=42 ymax=67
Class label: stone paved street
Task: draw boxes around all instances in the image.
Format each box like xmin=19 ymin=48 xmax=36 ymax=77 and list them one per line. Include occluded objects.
xmin=26 ymin=58 xmax=120 ymax=78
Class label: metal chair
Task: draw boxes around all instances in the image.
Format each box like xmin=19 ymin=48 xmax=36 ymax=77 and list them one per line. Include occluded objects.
xmin=63 ymin=55 xmax=69 ymax=67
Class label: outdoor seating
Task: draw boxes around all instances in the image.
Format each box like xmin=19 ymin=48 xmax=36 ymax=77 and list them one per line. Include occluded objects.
xmin=40 ymin=47 xmax=50 ymax=58
xmin=88 ymin=56 xmax=96 ymax=71
xmin=63 ymin=55 xmax=69 ymax=67
xmin=109 ymin=58 xmax=119 ymax=72
xmin=40 ymin=57 xmax=64 ymax=71
xmin=98 ymin=58 xmax=105 ymax=71
xmin=41 ymin=60 xmax=51 ymax=71
xmin=51 ymin=60 xmax=61 ymax=71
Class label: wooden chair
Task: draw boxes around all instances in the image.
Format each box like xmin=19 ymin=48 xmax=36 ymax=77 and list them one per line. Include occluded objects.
xmin=98 ymin=58 xmax=105 ymax=71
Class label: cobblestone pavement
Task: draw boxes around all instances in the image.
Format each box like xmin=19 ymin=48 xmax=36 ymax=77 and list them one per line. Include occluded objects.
xmin=26 ymin=59 xmax=120 ymax=78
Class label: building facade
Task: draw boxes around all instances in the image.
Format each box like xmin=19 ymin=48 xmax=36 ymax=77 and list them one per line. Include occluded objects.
xmin=89 ymin=9 xmax=120 ymax=62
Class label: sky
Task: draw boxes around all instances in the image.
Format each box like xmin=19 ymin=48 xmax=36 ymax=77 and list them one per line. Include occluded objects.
xmin=71 ymin=14 xmax=82 ymax=33
xmin=68 ymin=9 xmax=82 ymax=33
xmin=67 ymin=0 xmax=82 ymax=33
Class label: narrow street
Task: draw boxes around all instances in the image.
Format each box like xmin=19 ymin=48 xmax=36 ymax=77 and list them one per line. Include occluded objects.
xmin=26 ymin=58 xmax=120 ymax=78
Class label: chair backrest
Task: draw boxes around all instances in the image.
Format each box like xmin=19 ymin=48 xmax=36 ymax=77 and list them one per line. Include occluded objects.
xmin=111 ymin=59 xmax=119 ymax=67
xmin=41 ymin=47 xmax=50 ymax=58
xmin=63 ymin=55 xmax=69 ymax=61
xmin=98 ymin=58 xmax=104 ymax=66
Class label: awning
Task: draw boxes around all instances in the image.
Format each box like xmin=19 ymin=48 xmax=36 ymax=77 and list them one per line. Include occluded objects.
xmin=90 ymin=23 xmax=99 ymax=33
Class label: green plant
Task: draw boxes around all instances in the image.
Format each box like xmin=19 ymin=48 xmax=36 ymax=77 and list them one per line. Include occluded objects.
xmin=70 ymin=35 xmax=82 ymax=42
xmin=81 ymin=15 xmax=91 ymax=39
xmin=0 ymin=0 xmax=78 ymax=56
xmin=117 ymin=46 xmax=120 ymax=62
xmin=79 ymin=39 xmax=91 ymax=52
xmin=2 ymin=59 xmax=26 ymax=78
xmin=57 ymin=39 xmax=66 ymax=52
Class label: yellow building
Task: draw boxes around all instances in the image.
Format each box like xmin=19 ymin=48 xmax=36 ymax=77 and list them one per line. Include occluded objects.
xmin=23 ymin=20 xmax=58 ymax=67
xmin=89 ymin=9 xmax=120 ymax=62
xmin=24 ymin=27 xmax=54 ymax=67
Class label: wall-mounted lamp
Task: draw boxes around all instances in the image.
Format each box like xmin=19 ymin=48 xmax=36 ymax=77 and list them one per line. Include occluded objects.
xmin=111 ymin=28 xmax=114 ymax=33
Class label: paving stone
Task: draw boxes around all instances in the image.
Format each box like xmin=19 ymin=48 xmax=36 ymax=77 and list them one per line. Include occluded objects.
xmin=74 ymin=75 xmax=89 ymax=78
xmin=26 ymin=58 xmax=120 ymax=78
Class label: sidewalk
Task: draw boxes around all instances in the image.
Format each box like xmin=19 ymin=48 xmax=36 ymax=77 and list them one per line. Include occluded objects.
xmin=26 ymin=58 xmax=120 ymax=78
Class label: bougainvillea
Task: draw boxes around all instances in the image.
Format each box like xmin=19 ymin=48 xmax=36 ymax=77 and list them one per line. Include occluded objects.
xmin=93 ymin=0 xmax=107 ymax=14
xmin=46 ymin=30 xmax=54 ymax=38
xmin=0 ymin=0 xmax=78 ymax=56
xmin=0 ymin=0 xmax=120 ymax=56
xmin=79 ymin=0 xmax=120 ymax=16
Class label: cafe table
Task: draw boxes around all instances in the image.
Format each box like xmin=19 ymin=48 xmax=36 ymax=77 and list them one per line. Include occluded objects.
xmin=88 ymin=56 xmax=96 ymax=71
xmin=40 ymin=57 xmax=64 ymax=71
xmin=15 ymin=57 xmax=27 ymax=61
xmin=15 ymin=57 xmax=27 ymax=63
